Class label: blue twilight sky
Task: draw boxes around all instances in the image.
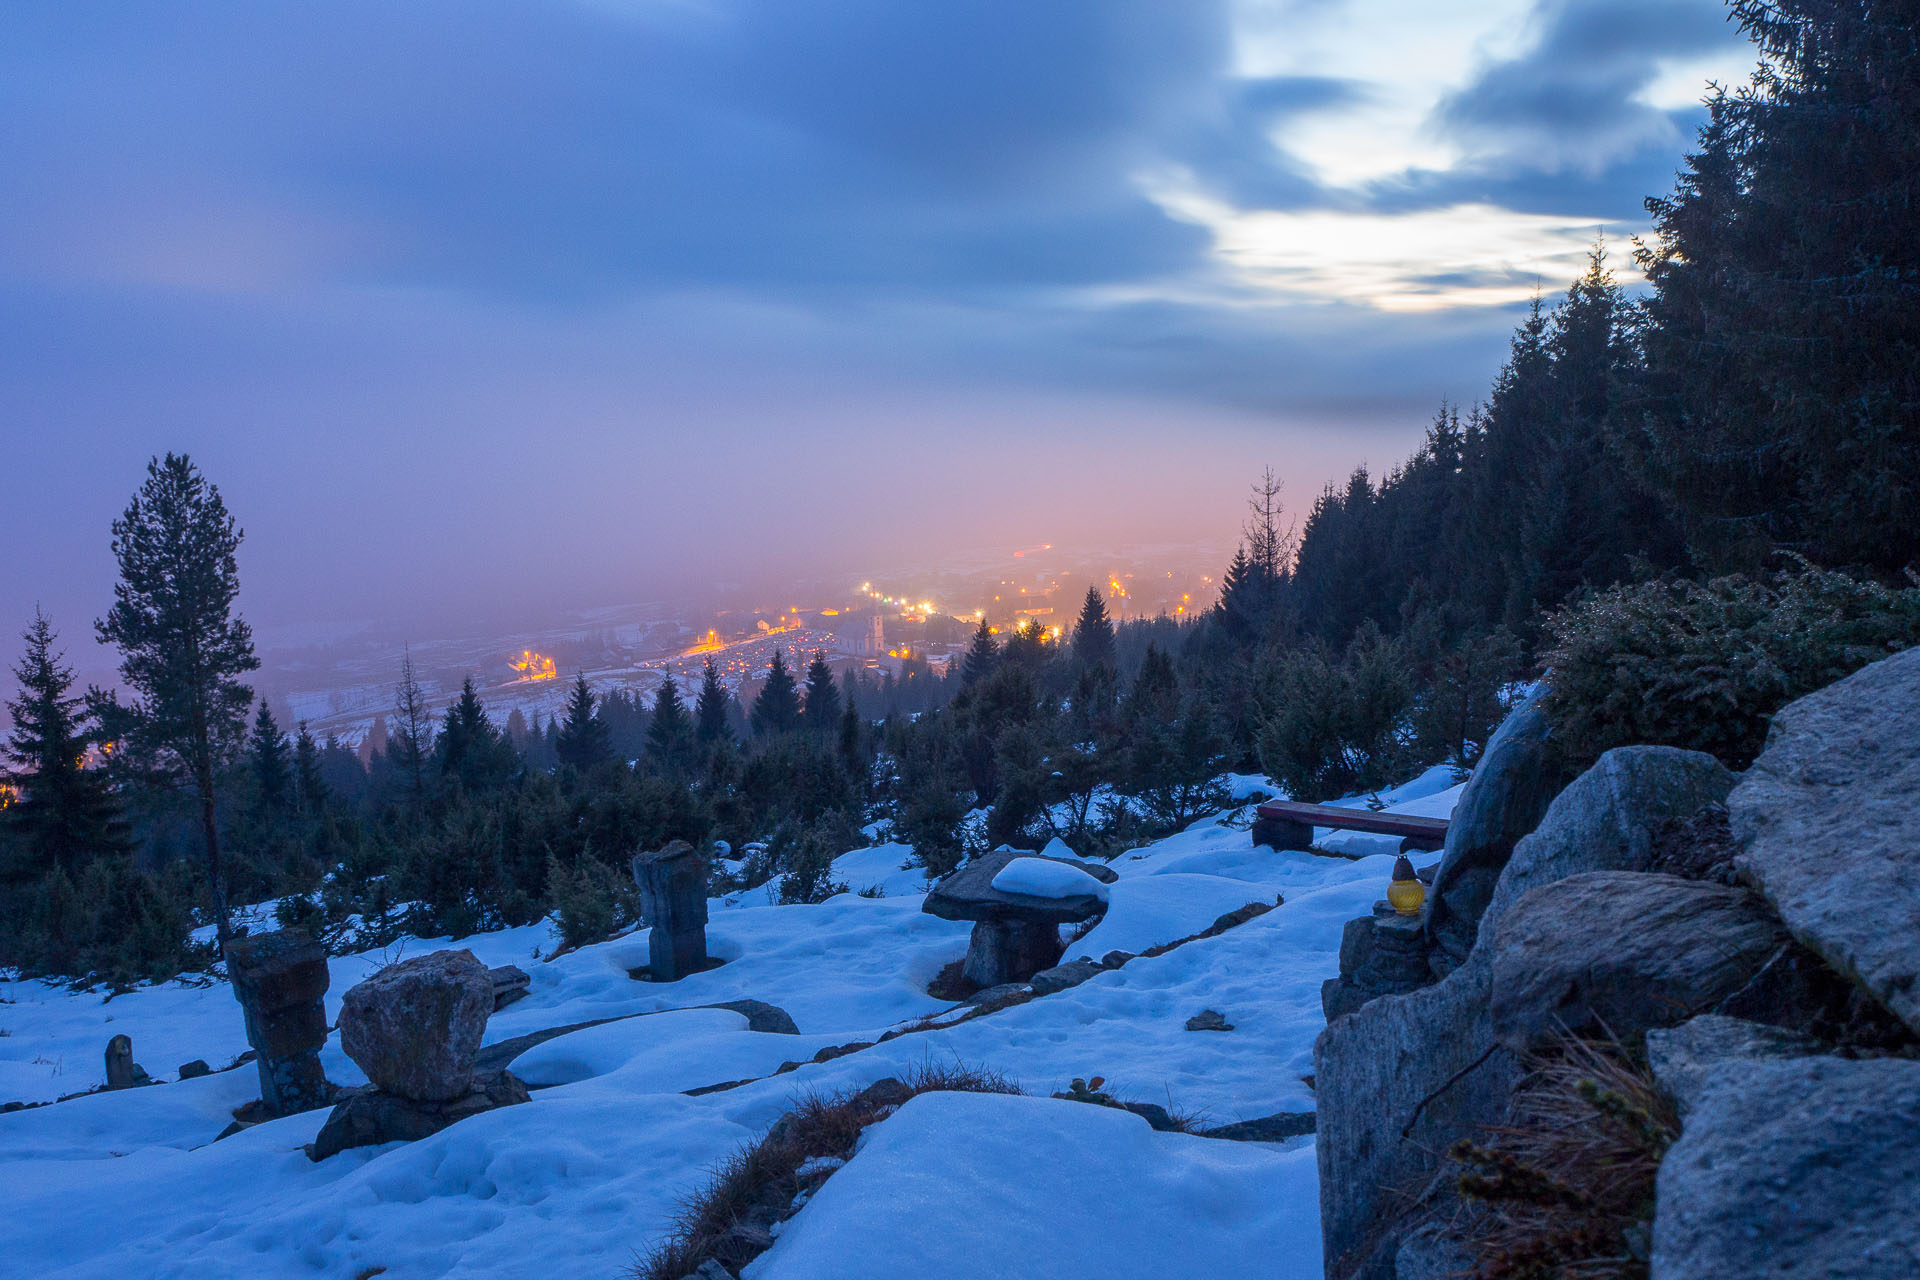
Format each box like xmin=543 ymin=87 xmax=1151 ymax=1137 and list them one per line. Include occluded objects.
xmin=1 ymin=0 xmax=1754 ymax=646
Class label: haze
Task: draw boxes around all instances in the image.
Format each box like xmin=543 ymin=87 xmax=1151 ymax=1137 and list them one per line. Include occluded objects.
xmin=1 ymin=0 xmax=1752 ymax=676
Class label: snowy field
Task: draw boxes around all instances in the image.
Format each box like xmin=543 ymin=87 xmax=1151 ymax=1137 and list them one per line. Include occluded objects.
xmin=0 ymin=781 xmax=1460 ymax=1280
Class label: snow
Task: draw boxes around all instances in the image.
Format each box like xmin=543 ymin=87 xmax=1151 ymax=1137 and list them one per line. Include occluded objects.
xmin=826 ymin=842 xmax=930 ymax=898
xmin=0 ymin=765 xmax=1475 ymax=1278
xmin=990 ymin=857 xmax=1111 ymax=901
xmin=750 ymin=1091 xmax=1322 ymax=1280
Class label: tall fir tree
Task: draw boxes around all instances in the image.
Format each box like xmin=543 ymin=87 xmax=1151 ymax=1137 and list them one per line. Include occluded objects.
xmin=646 ymin=674 xmax=694 ymax=772
xmin=800 ymin=652 xmax=840 ymax=733
xmin=248 ymin=700 xmax=291 ymax=814
xmin=750 ymin=648 xmax=801 ymax=736
xmin=3 ymin=609 xmax=130 ymax=871
xmin=1071 ymin=587 xmax=1117 ymax=672
xmin=961 ymin=618 xmax=998 ymax=686
xmin=555 ymin=675 xmax=614 ymax=771
xmin=292 ymin=721 xmax=329 ymax=816
xmin=94 ymin=454 xmax=258 ymax=950
xmin=438 ymin=677 xmax=508 ymax=790
xmin=694 ymin=658 xmax=734 ymax=748
xmin=389 ymin=652 xmax=432 ymax=810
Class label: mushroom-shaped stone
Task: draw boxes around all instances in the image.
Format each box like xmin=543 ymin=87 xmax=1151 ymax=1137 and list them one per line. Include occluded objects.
xmin=922 ymin=850 xmax=1114 ymax=988
xmin=340 ymin=948 xmax=493 ymax=1102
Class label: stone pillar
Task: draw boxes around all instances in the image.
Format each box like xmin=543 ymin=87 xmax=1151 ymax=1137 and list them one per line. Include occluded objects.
xmin=227 ymin=928 xmax=332 ymax=1116
xmin=104 ymin=1034 xmax=144 ymax=1090
xmin=962 ymin=918 xmax=1065 ymax=988
xmin=631 ymin=840 xmax=710 ymax=981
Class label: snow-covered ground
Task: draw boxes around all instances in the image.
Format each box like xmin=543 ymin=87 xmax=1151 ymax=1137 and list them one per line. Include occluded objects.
xmin=0 ymin=778 xmax=1461 ymax=1280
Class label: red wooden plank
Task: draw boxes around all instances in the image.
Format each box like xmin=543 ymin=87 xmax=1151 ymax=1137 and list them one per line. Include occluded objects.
xmin=1254 ymin=799 xmax=1449 ymax=839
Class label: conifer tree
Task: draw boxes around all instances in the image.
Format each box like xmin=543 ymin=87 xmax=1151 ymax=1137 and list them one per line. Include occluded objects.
xmin=801 ymin=652 xmax=840 ymax=733
xmin=694 ymin=659 xmax=733 ymax=748
xmin=438 ymin=677 xmax=507 ymax=789
xmin=838 ymin=694 xmax=864 ymax=778
xmin=4 ymin=609 xmax=130 ymax=870
xmin=961 ymin=619 xmax=998 ymax=686
xmin=389 ymin=652 xmax=432 ymax=809
xmin=293 ymin=721 xmax=328 ymax=816
xmin=248 ymin=700 xmax=291 ymax=814
xmin=555 ymin=675 xmax=614 ymax=770
xmin=750 ymin=649 xmax=801 ymax=736
xmin=94 ymin=454 xmax=257 ymax=950
xmin=646 ymin=674 xmax=694 ymax=772
xmin=1071 ymin=587 xmax=1117 ymax=672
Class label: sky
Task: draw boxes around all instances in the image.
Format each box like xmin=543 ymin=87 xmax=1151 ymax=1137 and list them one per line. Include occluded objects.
xmin=1 ymin=0 xmax=1756 ymax=663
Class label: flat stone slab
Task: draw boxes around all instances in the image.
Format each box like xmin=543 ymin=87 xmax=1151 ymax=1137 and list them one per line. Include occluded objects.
xmin=1653 ymin=1055 xmax=1920 ymax=1278
xmin=473 ymin=999 xmax=800 ymax=1078
xmin=922 ymin=849 xmax=1115 ymax=926
xmin=1731 ymin=646 xmax=1920 ymax=1035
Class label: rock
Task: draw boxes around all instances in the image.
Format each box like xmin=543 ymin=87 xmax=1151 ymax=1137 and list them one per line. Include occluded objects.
xmin=1645 ymin=1014 xmax=1821 ymax=1120
xmin=1424 ymin=686 xmax=1573 ymax=970
xmin=226 ymin=927 xmax=332 ymax=1116
xmin=488 ymin=964 xmax=531 ymax=1011
xmin=178 ymin=1059 xmax=211 ymax=1080
xmin=1316 ymin=949 xmax=1517 ymax=1280
xmin=1029 ymin=958 xmax=1103 ymax=996
xmin=1202 ymin=1111 xmax=1314 ymax=1141
xmin=1099 ymin=950 xmax=1135 ymax=968
xmin=688 ymin=1260 xmax=739 ymax=1280
xmin=1479 ymin=745 xmax=1736 ymax=940
xmin=631 ymin=840 xmax=711 ymax=982
xmin=961 ymin=982 xmax=1030 ymax=1007
xmin=308 ymin=1068 xmax=530 ymax=1161
xmin=104 ymin=1034 xmax=146 ymax=1090
xmin=1731 ymin=646 xmax=1920 ymax=1035
xmin=1394 ymin=1223 xmax=1475 ymax=1280
xmin=961 ymin=919 xmax=1065 ymax=988
xmin=1652 ymin=1055 xmax=1920 ymax=1279
xmin=339 ymin=948 xmax=493 ymax=1102
xmin=1324 ymin=910 xmax=1431 ymax=1023
xmin=850 ymin=1077 xmax=913 ymax=1111
xmin=708 ymin=998 xmax=800 ymax=1035
xmin=1185 ymin=1009 xmax=1234 ymax=1032
xmin=1488 ymin=872 xmax=1790 ymax=1053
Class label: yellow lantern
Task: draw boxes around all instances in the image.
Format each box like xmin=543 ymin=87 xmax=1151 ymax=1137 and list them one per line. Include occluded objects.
xmin=1387 ymin=854 xmax=1426 ymax=916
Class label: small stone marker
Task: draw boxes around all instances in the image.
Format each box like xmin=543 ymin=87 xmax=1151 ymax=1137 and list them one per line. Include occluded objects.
xmin=178 ymin=1059 xmax=212 ymax=1080
xmin=227 ymin=927 xmax=332 ymax=1116
xmin=488 ymin=964 xmax=531 ymax=1011
xmin=104 ymin=1034 xmax=145 ymax=1089
xmin=631 ymin=839 xmax=710 ymax=982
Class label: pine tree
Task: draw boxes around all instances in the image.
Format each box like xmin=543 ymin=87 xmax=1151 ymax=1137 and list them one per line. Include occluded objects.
xmin=293 ymin=721 xmax=329 ymax=815
xmin=961 ymin=618 xmax=998 ymax=685
xmin=1071 ymin=587 xmax=1117 ymax=672
xmin=389 ymin=652 xmax=432 ymax=809
xmin=3 ymin=609 xmax=130 ymax=870
xmin=438 ymin=677 xmax=507 ymax=789
xmin=801 ymin=652 xmax=840 ymax=733
xmin=1124 ymin=643 xmax=1181 ymax=726
xmin=94 ymin=454 xmax=258 ymax=950
xmin=838 ymin=695 xmax=864 ymax=779
xmin=694 ymin=659 xmax=733 ymax=748
xmin=646 ymin=674 xmax=694 ymax=772
xmin=555 ymin=675 xmax=614 ymax=771
xmin=750 ymin=648 xmax=801 ymax=736
xmin=248 ymin=700 xmax=291 ymax=814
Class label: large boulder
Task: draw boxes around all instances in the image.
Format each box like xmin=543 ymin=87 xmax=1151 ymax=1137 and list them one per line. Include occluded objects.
xmin=1730 ymin=645 xmax=1920 ymax=1035
xmin=1479 ymin=746 xmax=1736 ymax=939
xmin=1652 ymin=1055 xmax=1920 ymax=1278
xmin=1645 ymin=1014 xmax=1820 ymax=1120
xmin=1424 ymin=686 xmax=1573 ymax=971
xmin=1316 ymin=950 xmax=1517 ymax=1280
xmin=1487 ymin=872 xmax=1790 ymax=1053
xmin=339 ymin=949 xmax=493 ymax=1102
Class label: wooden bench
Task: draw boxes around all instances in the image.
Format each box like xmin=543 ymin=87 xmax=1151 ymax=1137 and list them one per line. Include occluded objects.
xmin=1252 ymin=800 xmax=1448 ymax=856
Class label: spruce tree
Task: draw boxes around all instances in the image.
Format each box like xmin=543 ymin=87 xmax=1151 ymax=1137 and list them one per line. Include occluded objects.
xmin=293 ymin=721 xmax=329 ymax=815
xmin=1071 ymin=587 xmax=1117 ymax=672
xmin=389 ymin=652 xmax=432 ymax=810
xmin=4 ymin=609 xmax=130 ymax=870
xmin=94 ymin=454 xmax=257 ymax=950
xmin=248 ymin=700 xmax=291 ymax=814
xmin=438 ymin=677 xmax=507 ymax=790
xmin=694 ymin=659 xmax=734 ymax=748
xmin=961 ymin=619 xmax=998 ymax=685
xmin=801 ymin=652 xmax=840 ymax=733
xmin=555 ymin=675 xmax=614 ymax=770
xmin=646 ymin=674 xmax=694 ymax=772
xmin=750 ymin=648 xmax=801 ymax=736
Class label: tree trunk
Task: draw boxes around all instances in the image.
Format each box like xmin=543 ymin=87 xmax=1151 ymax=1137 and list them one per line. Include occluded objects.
xmin=198 ymin=760 xmax=235 ymax=955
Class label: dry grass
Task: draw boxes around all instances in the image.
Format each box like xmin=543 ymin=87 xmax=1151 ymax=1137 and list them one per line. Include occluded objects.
xmin=1446 ymin=1033 xmax=1678 ymax=1280
xmin=631 ymin=1061 xmax=1021 ymax=1280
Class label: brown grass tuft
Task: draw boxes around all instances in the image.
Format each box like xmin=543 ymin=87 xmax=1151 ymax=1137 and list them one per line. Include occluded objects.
xmin=1446 ymin=1032 xmax=1678 ymax=1280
